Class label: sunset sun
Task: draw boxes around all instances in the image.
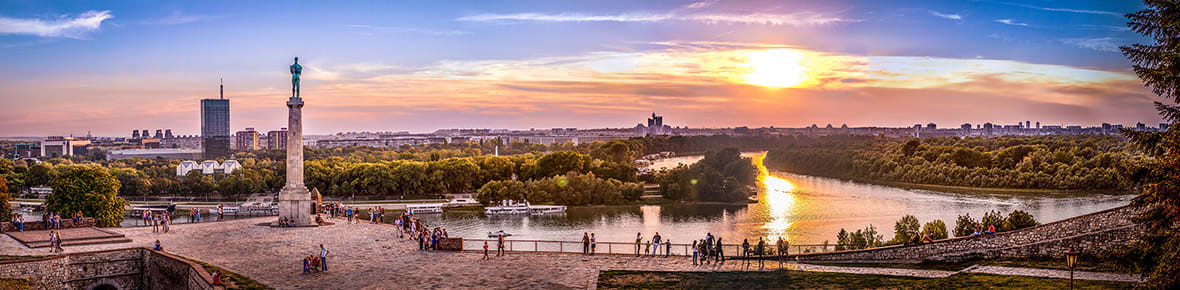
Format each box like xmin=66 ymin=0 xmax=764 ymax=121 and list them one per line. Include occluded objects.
xmin=742 ymin=49 xmax=810 ymax=88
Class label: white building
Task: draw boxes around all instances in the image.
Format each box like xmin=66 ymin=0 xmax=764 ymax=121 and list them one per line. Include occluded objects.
xmin=176 ymin=160 xmax=242 ymax=176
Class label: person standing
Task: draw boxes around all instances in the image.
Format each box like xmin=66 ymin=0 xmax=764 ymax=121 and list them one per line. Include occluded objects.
xmin=742 ymin=238 xmax=750 ymax=261
xmin=715 ymin=237 xmax=724 ymax=262
xmin=319 ymin=244 xmax=329 ymax=272
xmin=47 ymin=231 xmax=56 ymax=253
xmin=776 ymin=237 xmax=785 ymax=268
xmin=218 ymin=204 xmax=224 ymax=221
xmin=692 ymin=240 xmax=699 ymax=265
xmin=665 ymin=238 xmax=671 ymax=258
xmin=757 ymin=237 xmax=766 ymax=268
xmin=497 ymin=233 xmax=506 ymax=256
xmin=582 ymin=232 xmax=590 ymax=255
xmin=590 ymin=233 xmax=597 ymax=256
xmin=635 ymin=232 xmax=642 ymax=257
xmin=651 ymin=232 xmax=661 ymax=257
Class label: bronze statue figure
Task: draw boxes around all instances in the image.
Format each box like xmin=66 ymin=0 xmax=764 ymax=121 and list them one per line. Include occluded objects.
xmin=290 ymin=57 xmax=302 ymax=98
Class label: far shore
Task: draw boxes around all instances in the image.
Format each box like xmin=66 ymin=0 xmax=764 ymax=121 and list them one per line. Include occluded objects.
xmin=769 ymin=169 xmax=1136 ymax=197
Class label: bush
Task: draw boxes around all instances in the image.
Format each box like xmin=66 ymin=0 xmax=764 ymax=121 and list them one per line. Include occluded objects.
xmin=837 ymin=225 xmax=883 ymax=250
xmin=922 ymin=219 xmax=948 ymax=240
xmin=1006 ymin=210 xmax=1039 ymax=230
xmin=953 ymin=214 xmax=978 ymax=237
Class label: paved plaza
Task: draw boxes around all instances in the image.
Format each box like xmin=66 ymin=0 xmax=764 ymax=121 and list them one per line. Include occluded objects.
xmin=0 ymin=217 xmax=1143 ymax=289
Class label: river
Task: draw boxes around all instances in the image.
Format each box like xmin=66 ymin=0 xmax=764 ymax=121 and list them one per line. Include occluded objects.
xmin=418 ymin=153 xmax=1133 ymax=246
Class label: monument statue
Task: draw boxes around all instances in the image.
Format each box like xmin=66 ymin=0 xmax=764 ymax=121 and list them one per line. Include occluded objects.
xmin=278 ymin=56 xmax=314 ymax=227
xmin=290 ymin=57 xmax=302 ymax=98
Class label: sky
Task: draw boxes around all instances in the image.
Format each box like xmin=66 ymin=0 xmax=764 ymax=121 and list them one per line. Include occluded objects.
xmin=0 ymin=0 xmax=1165 ymax=136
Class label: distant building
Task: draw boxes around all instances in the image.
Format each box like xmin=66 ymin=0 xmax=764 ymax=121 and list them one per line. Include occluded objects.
xmin=176 ymin=160 xmax=242 ymax=176
xmin=267 ymin=128 xmax=288 ymax=150
xmin=14 ymin=143 xmax=41 ymax=158
xmin=106 ymin=148 xmax=203 ymax=160
xmin=41 ymin=136 xmax=90 ymax=158
xmin=234 ymin=128 xmax=260 ymax=150
xmin=201 ymin=90 xmax=231 ymax=158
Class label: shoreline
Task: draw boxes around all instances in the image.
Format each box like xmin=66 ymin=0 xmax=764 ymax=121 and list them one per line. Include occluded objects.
xmin=765 ymin=167 xmax=1134 ymax=197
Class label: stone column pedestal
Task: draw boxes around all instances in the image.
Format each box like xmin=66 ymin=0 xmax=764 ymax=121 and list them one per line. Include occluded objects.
xmin=278 ymin=97 xmax=315 ymax=227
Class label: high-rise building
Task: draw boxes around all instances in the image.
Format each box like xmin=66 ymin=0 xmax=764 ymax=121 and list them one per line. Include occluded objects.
xmin=164 ymin=129 xmax=173 ymax=139
xmin=267 ymin=128 xmax=288 ymax=150
xmin=132 ymin=130 xmax=140 ymax=139
xmin=201 ymin=81 xmax=230 ymax=158
xmin=234 ymin=128 xmax=260 ymax=150
xmin=154 ymin=129 xmax=163 ymax=139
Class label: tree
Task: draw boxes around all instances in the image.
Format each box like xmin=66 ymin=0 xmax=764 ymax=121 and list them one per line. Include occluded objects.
xmin=891 ymin=215 xmax=921 ymax=244
xmin=1119 ymin=2 xmax=1180 ymax=287
xmin=902 ymin=139 xmax=921 ymax=157
xmin=922 ymin=220 xmax=948 ymax=240
xmin=47 ymin=165 xmax=128 ymax=227
xmin=953 ymin=213 xmax=978 ymax=237
xmin=980 ymin=210 xmax=1006 ymax=232
xmin=26 ymin=162 xmax=53 ymax=187
xmin=0 ymin=177 xmax=10 ymax=222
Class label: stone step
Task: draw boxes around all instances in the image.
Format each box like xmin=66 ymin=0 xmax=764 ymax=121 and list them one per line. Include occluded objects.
xmin=27 ymin=237 xmax=133 ymax=248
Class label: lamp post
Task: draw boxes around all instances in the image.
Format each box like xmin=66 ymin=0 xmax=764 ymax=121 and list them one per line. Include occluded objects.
xmin=1065 ymin=249 xmax=1079 ymax=289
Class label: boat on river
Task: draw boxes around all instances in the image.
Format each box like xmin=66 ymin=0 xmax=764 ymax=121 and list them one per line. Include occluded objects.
xmin=406 ymin=203 xmax=444 ymax=214
xmin=483 ymin=200 xmax=566 ymax=215
xmin=488 ymin=230 xmax=512 ymax=237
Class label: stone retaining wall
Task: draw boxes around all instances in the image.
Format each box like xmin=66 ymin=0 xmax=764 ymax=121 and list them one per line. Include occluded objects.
xmin=1 ymin=218 xmax=96 ymax=232
xmin=795 ymin=205 xmax=1142 ymax=263
xmin=0 ymin=248 xmax=218 ymax=290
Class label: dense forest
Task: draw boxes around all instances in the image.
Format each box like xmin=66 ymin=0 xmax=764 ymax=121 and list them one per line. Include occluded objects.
xmin=652 ymin=147 xmax=758 ymax=202
xmin=763 ymin=135 xmax=1149 ymax=190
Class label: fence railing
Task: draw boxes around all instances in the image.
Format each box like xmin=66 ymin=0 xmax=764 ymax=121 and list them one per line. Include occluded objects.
xmin=460 ymin=238 xmax=837 ymax=256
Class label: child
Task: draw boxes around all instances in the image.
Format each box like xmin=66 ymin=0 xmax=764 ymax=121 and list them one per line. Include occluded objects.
xmin=483 ymin=241 xmax=490 ymax=260
xmin=303 ymin=256 xmax=311 ymax=273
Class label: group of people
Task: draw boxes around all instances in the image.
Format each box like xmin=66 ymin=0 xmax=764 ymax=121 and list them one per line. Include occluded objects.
xmin=969 ymin=224 xmax=998 ymax=237
xmin=302 ymin=244 xmax=330 ymax=274
xmin=12 ymin=215 xmax=23 ymax=231
xmin=633 ymin=232 xmax=672 ymax=258
xmin=42 ymin=212 xmax=63 ymax=229
xmin=277 ymin=217 xmax=298 ymax=227
xmin=188 ymin=209 xmax=202 ymax=223
xmin=693 ymin=233 xmax=724 ymax=265
xmin=143 ymin=209 xmax=171 ymax=233
xmin=393 ymin=211 xmax=422 ymax=239
xmin=581 ymin=232 xmax=598 ymax=255
xmin=47 ymin=230 xmax=63 ymax=253
xmin=419 ymin=226 xmax=449 ymax=251
xmin=737 ymin=237 xmax=790 ymax=268
xmin=368 ymin=206 xmax=387 ymax=224
xmin=484 ymin=233 xmax=507 ymax=259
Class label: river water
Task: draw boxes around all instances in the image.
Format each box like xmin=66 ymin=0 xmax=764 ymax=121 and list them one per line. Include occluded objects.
xmin=418 ymin=153 xmax=1133 ymax=246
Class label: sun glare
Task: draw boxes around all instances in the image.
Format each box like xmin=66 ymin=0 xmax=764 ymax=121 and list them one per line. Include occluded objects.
xmin=742 ymin=49 xmax=810 ymax=88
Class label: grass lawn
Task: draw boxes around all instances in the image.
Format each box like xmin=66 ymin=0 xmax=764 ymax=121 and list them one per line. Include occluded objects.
xmin=597 ymin=270 xmax=1134 ymax=289
xmin=0 ymin=278 xmax=28 ymax=290
xmin=177 ymin=255 xmax=273 ymax=290
xmin=806 ymin=256 xmax=1135 ymax=273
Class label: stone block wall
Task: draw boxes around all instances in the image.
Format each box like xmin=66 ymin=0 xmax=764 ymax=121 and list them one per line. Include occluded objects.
xmin=1 ymin=217 xmax=96 ymax=232
xmin=439 ymin=238 xmax=464 ymax=251
xmin=0 ymin=248 xmax=218 ymax=290
xmin=795 ymin=205 xmax=1142 ymax=263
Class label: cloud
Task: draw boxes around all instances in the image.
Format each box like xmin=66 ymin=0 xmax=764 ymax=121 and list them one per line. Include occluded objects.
xmin=1060 ymin=37 xmax=1121 ymax=52
xmin=457 ymin=11 xmax=854 ymax=26
xmin=1079 ymin=24 xmax=1130 ymax=32
xmin=928 ymin=11 xmax=962 ymax=20
xmin=346 ymin=24 xmax=468 ymax=36
xmin=996 ymin=2 xmax=1122 ymax=16
xmin=683 ymin=0 xmax=720 ymax=9
xmin=0 ymin=10 xmax=113 ymax=39
xmin=995 ymin=19 xmax=1027 ymax=26
xmin=139 ymin=10 xmax=222 ymax=25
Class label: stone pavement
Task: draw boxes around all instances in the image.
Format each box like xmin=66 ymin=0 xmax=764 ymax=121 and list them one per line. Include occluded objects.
xmin=0 ymin=217 xmax=1142 ymax=289
xmin=963 ymin=265 xmax=1143 ymax=283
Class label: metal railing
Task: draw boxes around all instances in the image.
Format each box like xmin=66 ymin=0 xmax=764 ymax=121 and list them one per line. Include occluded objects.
xmin=460 ymin=238 xmax=837 ymax=256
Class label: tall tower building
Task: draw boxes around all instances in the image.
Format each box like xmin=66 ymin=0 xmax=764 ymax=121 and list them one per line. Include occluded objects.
xmin=201 ymin=80 xmax=231 ymax=158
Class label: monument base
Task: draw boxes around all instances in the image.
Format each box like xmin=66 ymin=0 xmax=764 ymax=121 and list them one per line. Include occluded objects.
xmin=277 ymin=184 xmax=316 ymax=227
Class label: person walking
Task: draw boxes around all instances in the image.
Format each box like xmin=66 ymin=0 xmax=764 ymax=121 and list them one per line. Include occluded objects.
xmin=582 ymin=232 xmax=590 ymax=255
xmin=483 ymin=241 xmax=490 ymax=260
xmin=665 ymin=238 xmax=671 ymax=258
xmin=319 ymin=244 xmax=329 ymax=272
xmin=47 ymin=231 xmax=56 ymax=253
xmin=742 ymin=238 xmax=750 ymax=265
xmin=635 ymin=232 xmax=642 ymax=257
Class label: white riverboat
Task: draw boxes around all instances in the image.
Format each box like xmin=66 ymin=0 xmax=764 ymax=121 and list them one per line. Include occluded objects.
xmin=483 ymin=200 xmax=566 ymax=215
xmin=406 ymin=203 xmax=444 ymax=214
xmin=446 ymin=194 xmax=480 ymax=207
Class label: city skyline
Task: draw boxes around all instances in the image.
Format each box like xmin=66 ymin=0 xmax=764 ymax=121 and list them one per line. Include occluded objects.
xmin=0 ymin=0 xmax=1167 ymax=136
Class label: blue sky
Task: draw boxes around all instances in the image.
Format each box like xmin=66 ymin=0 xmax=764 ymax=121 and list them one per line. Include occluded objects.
xmin=0 ymin=0 xmax=1162 ymax=136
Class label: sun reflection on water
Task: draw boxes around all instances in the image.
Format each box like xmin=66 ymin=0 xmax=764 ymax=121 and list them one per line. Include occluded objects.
xmin=753 ymin=153 xmax=796 ymax=241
